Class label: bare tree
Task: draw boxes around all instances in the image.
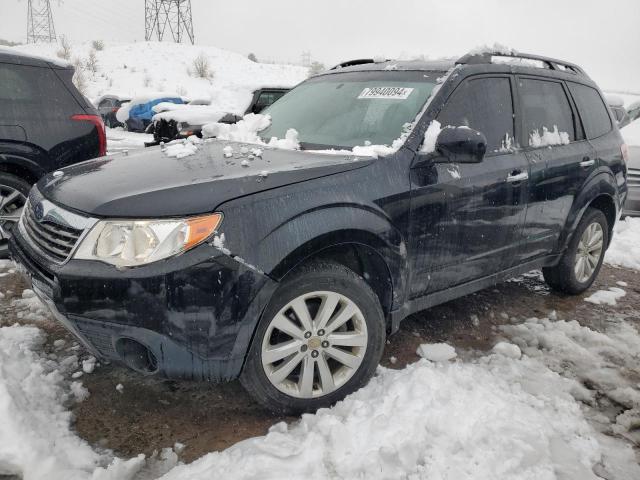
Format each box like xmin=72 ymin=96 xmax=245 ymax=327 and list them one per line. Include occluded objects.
xmin=248 ymin=53 xmax=258 ymax=63
xmin=191 ymin=53 xmax=214 ymax=80
xmin=56 ymin=35 xmax=71 ymax=60
xmin=92 ymin=39 xmax=104 ymax=51
xmin=85 ymin=49 xmax=99 ymax=76
xmin=72 ymin=57 xmax=87 ymax=94
xmin=308 ymin=61 xmax=325 ymax=77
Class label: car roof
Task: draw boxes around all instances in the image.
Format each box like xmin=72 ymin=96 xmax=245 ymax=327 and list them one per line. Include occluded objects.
xmin=0 ymin=47 xmax=71 ymax=69
xmin=321 ymin=51 xmax=593 ymax=86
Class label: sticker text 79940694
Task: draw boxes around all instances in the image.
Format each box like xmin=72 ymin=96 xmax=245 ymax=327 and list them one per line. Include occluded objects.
xmin=357 ymin=87 xmax=414 ymax=100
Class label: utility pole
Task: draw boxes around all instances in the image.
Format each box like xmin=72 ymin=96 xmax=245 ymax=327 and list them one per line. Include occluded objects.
xmin=26 ymin=0 xmax=57 ymax=44
xmin=145 ymin=0 xmax=195 ymax=44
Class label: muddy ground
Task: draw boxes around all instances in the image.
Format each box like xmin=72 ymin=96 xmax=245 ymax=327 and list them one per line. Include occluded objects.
xmin=0 ymin=264 xmax=638 ymax=463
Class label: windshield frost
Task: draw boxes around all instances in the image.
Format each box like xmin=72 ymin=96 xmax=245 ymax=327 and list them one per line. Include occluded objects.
xmin=259 ymin=71 xmax=438 ymax=149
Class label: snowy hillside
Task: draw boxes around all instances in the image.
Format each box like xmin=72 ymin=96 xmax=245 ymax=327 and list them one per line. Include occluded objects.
xmin=11 ymin=41 xmax=308 ymax=114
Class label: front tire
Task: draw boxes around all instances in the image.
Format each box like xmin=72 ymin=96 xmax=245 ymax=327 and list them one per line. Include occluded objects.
xmin=543 ymin=208 xmax=608 ymax=294
xmin=240 ymin=261 xmax=386 ymax=415
xmin=0 ymin=173 xmax=30 ymax=259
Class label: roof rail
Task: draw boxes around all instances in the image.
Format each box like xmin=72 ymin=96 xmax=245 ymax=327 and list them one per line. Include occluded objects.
xmin=455 ymin=51 xmax=586 ymax=76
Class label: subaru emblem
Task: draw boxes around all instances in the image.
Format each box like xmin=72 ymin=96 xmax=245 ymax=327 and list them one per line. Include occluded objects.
xmin=33 ymin=202 xmax=44 ymax=222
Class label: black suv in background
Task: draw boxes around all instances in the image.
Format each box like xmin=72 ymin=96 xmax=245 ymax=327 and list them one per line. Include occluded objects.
xmin=95 ymin=94 xmax=131 ymax=128
xmin=0 ymin=49 xmax=105 ymax=257
xmin=10 ymin=51 xmax=627 ymax=414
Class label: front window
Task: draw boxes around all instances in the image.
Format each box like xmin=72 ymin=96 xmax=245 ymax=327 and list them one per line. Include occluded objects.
xmin=260 ymin=71 xmax=439 ymax=149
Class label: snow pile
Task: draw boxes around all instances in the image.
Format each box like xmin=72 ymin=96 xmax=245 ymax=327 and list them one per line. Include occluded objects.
xmin=160 ymin=352 xmax=609 ymax=480
xmin=529 ymin=126 xmax=570 ymax=147
xmin=416 ymin=342 xmax=457 ymax=361
xmin=500 ymin=316 xmax=640 ymax=444
xmin=163 ymin=136 xmax=202 ymax=159
xmin=469 ymin=43 xmax=518 ymax=56
xmin=152 ymin=103 xmax=228 ymax=125
xmin=0 ymin=325 xmax=148 ymax=479
xmin=605 ymin=216 xmax=640 ymax=270
xmin=10 ymin=41 xmax=306 ymax=116
xmin=203 ymin=113 xmax=300 ymax=151
xmin=584 ymin=287 xmax=626 ymax=306
xmin=621 ymin=119 xmax=640 ymax=146
xmin=10 ymin=289 xmax=50 ymax=323
xmin=203 ymin=113 xmax=272 ymax=144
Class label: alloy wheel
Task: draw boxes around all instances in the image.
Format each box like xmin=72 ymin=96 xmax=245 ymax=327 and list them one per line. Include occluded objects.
xmin=574 ymin=222 xmax=604 ymax=283
xmin=0 ymin=185 xmax=27 ymax=256
xmin=261 ymin=291 xmax=368 ymax=399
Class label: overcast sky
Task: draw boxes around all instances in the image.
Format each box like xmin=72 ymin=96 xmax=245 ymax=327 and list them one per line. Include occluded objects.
xmin=1 ymin=0 xmax=639 ymax=91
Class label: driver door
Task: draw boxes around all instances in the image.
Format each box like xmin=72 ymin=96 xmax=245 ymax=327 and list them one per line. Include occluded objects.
xmin=408 ymin=75 xmax=529 ymax=298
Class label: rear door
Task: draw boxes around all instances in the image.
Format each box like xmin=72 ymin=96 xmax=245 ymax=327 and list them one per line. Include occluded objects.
xmin=516 ymin=76 xmax=595 ymax=261
xmin=409 ymin=75 xmax=529 ymax=297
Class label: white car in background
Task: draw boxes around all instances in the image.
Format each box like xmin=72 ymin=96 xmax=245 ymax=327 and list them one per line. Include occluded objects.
xmin=621 ymin=120 xmax=640 ymax=216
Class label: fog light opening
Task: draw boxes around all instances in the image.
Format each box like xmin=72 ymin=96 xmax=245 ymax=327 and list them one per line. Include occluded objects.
xmin=115 ymin=338 xmax=158 ymax=374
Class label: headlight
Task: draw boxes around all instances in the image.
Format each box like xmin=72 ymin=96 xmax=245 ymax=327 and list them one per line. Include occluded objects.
xmin=74 ymin=213 xmax=222 ymax=267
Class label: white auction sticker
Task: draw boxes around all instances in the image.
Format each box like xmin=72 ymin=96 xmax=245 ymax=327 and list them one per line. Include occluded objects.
xmin=358 ymin=87 xmax=414 ymax=100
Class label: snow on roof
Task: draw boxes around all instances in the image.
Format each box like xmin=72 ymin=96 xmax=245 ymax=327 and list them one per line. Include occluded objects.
xmin=468 ymin=42 xmax=518 ymax=56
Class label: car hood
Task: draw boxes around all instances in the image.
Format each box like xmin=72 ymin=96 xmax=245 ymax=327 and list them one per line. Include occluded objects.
xmin=37 ymin=140 xmax=374 ymax=217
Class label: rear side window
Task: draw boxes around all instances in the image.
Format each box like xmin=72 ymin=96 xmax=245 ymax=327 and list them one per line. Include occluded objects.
xmin=437 ymin=76 xmax=514 ymax=152
xmin=568 ymin=82 xmax=612 ymax=139
xmin=518 ymin=78 xmax=576 ymax=146
xmin=0 ymin=63 xmax=80 ymax=115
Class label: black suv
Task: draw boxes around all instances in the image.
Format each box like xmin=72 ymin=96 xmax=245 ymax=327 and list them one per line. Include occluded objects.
xmin=0 ymin=49 xmax=105 ymax=257
xmin=10 ymin=51 xmax=627 ymax=414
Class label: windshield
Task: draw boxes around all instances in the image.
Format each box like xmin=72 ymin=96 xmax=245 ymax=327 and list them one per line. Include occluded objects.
xmin=260 ymin=71 xmax=440 ymax=149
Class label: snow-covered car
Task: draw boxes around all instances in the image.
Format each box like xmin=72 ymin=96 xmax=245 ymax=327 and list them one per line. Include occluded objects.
xmin=148 ymin=88 xmax=289 ymax=145
xmin=115 ymin=93 xmax=184 ymax=132
xmin=628 ymin=100 xmax=640 ymax=123
xmin=10 ymin=50 xmax=627 ymax=414
xmin=605 ymin=94 xmax=631 ymax=128
xmin=621 ymin=120 xmax=640 ymax=216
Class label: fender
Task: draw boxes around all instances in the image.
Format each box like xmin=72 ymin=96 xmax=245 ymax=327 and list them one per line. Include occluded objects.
xmin=257 ymin=204 xmax=408 ymax=310
xmin=0 ymin=140 xmax=49 ymax=181
xmin=558 ymin=169 xmax=618 ymax=252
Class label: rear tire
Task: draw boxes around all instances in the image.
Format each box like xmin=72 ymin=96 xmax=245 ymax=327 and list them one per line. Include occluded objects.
xmin=0 ymin=173 xmax=30 ymax=259
xmin=543 ymin=208 xmax=608 ymax=294
xmin=240 ymin=261 xmax=386 ymax=415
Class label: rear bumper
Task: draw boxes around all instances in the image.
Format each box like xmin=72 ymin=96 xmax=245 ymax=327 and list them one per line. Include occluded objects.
xmin=622 ymin=185 xmax=640 ymax=217
xmin=10 ymin=229 xmax=277 ymax=382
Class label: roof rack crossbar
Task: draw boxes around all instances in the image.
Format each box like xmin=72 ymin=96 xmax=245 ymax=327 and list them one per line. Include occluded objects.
xmin=455 ymin=52 xmax=585 ymax=75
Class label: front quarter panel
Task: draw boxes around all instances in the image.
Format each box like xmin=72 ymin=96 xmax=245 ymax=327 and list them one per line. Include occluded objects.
xmin=212 ymin=150 xmax=414 ymax=310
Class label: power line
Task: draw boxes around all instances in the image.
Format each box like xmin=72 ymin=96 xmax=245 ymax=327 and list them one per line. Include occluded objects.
xmin=27 ymin=0 xmax=56 ymax=43
xmin=145 ymin=0 xmax=194 ymax=44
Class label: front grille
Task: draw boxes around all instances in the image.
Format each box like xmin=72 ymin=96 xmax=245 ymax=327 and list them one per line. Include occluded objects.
xmin=21 ymin=201 xmax=84 ymax=263
xmin=74 ymin=319 xmax=117 ymax=357
xmin=628 ymin=168 xmax=640 ymax=188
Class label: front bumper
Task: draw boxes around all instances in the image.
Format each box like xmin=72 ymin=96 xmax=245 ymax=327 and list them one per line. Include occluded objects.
xmin=10 ymin=228 xmax=277 ymax=382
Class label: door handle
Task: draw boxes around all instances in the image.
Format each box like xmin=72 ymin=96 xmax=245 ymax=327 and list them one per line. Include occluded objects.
xmin=506 ymin=171 xmax=529 ymax=183
xmin=580 ymin=158 xmax=595 ymax=168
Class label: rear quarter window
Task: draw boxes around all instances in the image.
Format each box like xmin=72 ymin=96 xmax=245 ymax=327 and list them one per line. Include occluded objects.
xmin=568 ymin=82 xmax=612 ymax=139
xmin=0 ymin=62 xmax=81 ymax=116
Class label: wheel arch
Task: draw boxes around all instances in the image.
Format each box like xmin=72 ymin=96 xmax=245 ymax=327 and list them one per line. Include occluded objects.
xmin=560 ymin=172 xmax=619 ymax=251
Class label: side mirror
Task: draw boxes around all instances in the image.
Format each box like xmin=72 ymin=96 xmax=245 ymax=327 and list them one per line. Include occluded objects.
xmin=436 ymin=126 xmax=487 ymax=163
xmin=414 ymin=126 xmax=487 ymax=167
